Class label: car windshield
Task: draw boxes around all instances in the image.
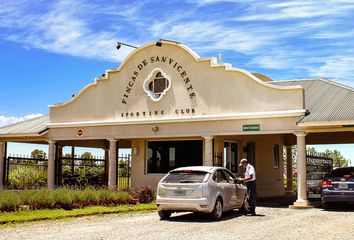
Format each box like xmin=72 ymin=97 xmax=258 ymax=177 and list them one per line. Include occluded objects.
xmin=162 ymin=171 xmax=208 ymax=183
xmin=328 ymin=168 xmax=354 ymax=178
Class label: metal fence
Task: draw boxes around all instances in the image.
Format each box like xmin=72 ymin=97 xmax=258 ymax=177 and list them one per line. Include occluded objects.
xmin=5 ymin=155 xmax=48 ymax=189
xmin=59 ymin=155 xmax=106 ymax=187
xmin=4 ymin=154 xmax=131 ymax=190
xmin=117 ymin=154 xmax=131 ymax=190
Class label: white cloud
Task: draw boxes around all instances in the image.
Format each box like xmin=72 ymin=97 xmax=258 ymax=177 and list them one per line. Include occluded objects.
xmin=0 ymin=114 xmax=43 ymax=128
xmin=0 ymin=0 xmax=137 ymax=62
xmin=309 ymin=57 xmax=354 ymax=86
xmin=236 ymin=1 xmax=354 ymax=21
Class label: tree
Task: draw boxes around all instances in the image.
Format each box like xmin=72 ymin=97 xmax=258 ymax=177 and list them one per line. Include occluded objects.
xmin=31 ymin=149 xmax=47 ymax=159
xmin=81 ymin=152 xmax=93 ymax=159
xmin=324 ymin=149 xmax=349 ymax=168
xmin=284 ymin=146 xmax=350 ymax=169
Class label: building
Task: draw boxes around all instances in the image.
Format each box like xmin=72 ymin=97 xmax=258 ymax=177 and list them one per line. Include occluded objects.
xmin=1 ymin=41 xmax=354 ymax=208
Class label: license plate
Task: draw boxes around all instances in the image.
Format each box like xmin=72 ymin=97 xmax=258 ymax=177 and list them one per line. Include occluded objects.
xmin=338 ymin=182 xmax=348 ymax=189
xmin=174 ymin=190 xmax=185 ymax=195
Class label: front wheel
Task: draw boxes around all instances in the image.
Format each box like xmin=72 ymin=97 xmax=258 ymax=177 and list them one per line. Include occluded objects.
xmin=210 ymin=198 xmax=223 ymax=221
xmin=158 ymin=210 xmax=172 ymax=220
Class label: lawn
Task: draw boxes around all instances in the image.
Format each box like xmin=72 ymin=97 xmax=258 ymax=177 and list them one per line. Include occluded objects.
xmin=0 ymin=203 xmax=157 ymax=225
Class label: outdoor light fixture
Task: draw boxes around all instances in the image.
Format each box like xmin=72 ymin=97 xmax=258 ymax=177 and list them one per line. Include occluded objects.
xmin=116 ymin=42 xmax=138 ymax=50
xmin=152 ymin=126 xmax=159 ymax=131
xmin=156 ymin=39 xmax=181 ymax=47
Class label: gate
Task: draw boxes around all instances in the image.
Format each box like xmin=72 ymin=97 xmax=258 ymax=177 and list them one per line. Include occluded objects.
xmin=59 ymin=155 xmax=106 ymax=187
xmin=117 ymin=154 xmax=131 ymax=190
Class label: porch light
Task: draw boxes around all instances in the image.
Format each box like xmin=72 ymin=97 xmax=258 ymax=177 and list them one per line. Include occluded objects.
xmin=116 ymin=42 xmax=138 ymax=50
xmin=156 ymin=39 xmax=181 ymax=47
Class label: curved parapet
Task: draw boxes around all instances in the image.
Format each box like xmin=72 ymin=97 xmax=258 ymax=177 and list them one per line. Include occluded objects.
xmin=49 ymin=41 xmax=304 ymax=125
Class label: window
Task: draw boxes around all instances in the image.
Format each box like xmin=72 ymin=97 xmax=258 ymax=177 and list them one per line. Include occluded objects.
xmin=223 ymin=169 xmax=236 ymax=183
xmin=274 ymin=144 xmax=280 ymax=168
xmin=162 ymin=171 xmax=208 ymax=183
xmin=213 ymin=170 xmax=227 ymax=183
xmin=147 ymin=140 xmax=203 ymax=174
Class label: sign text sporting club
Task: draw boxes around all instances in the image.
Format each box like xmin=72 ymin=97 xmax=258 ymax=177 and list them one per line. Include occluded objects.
xmin=121 ymin=56 xmax=196 ymax=104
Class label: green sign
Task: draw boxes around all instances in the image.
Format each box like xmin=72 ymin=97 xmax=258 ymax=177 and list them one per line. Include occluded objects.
xmin=243 ymin=124 xmax=260 ymax=131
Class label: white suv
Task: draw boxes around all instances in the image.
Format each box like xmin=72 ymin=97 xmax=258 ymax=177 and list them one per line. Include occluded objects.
xmin=156 ymin=166 xmax=249 ymax=220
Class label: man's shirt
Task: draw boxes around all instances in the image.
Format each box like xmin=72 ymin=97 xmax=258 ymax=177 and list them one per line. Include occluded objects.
xmin=245 ymin=163 xmax=256 ymax=182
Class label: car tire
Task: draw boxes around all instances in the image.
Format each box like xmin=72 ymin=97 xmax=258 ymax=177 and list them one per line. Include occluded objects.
xmin=158 ymin=210 xmax=172 ymax=220
xmin=322 ymin=202 xmax=331 ymax=210
xmin=210 ymin=198 xmax=223 ymax=221
xmin=240 ymin=192 xmax=250 ymax=213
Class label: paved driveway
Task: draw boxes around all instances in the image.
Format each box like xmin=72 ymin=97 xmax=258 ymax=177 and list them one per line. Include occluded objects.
xmin=1 ymin=206 xmax=353 ymax=240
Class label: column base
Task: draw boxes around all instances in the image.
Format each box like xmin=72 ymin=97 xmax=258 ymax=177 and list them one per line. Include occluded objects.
xmin=289 ymin=199 xmax=313 ymax=209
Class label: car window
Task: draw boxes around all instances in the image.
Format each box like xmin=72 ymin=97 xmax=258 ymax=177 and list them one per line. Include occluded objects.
xmin=162 ymin=171 xmax=208 ymax=183
xmin=329 ymin=168 xmax=354 ymax=178
xmin=213 ymin=170 xmax=228 ymax=183
xmin=223 ymin=170 xmax=235 ymax=183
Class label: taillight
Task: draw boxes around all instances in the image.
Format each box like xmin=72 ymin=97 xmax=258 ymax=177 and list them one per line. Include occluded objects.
xmin=322 ymin=180 xmax=332 ymax=188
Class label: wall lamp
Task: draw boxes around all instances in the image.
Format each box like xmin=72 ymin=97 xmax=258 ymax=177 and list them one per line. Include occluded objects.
xmin=116 ymin=42 xmax=138 ymax=50
xmin=156 ymin=39 xmax=181 ymax=47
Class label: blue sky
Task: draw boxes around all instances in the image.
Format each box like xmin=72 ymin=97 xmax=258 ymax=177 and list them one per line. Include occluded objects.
xmin=0 ymin=0 xmax=353 ymax=162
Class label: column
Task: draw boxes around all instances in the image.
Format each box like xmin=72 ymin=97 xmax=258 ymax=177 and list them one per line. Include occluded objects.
xmin=108 ymin=139 xmax=118 ymax=190
xmin=203 ymin=136 xmax=214 ymax=166
xmin=0 ymin=141 xmax=5 ymax=191
xmin=47 ymin=140 xmax=56 ymax=189
xmin=104 ymin=149 xmax=109 ymax=185
xmin=293 ymin=131 xmax=310 ymax=207
xmin=286 ymin=145 xmax=294 ymax=194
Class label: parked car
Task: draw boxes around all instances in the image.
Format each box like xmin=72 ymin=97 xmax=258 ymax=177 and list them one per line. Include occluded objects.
xmin=321 ymin=167 xmax=354 ymax=209
xmin=156 ymin=166 xmax=249 ymax=220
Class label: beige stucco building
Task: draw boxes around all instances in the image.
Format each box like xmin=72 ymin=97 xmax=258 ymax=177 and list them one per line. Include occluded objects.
xmin=1 ymin=41 xmax=354 ymax=208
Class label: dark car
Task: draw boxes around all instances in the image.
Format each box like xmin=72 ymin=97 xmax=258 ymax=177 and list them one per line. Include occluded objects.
xmin=321 ymin=167 xmax=354 ymax=209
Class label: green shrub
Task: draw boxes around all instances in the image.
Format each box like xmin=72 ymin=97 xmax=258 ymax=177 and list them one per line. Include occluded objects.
xmin=27 ymin=190 xmax=55 ymax=209
xmin=0 ymin=191 xmax=21 ymax=212
xmin=113 ymin=191 xmax=131 ymax=200
xmin=0 ymin=188 xmax=134 ymax=212
xmin=52 ymin=188 xmax=73 ymax=209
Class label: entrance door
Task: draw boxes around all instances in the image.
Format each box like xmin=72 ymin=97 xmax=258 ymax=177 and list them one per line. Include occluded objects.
xmin=223 ymin=141 xmax=239 ymax=174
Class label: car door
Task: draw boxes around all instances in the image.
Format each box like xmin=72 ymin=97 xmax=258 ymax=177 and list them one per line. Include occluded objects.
xmin=212 ymin=170 xmax=232 ymax=209
xmin=222 ymin=169 xmax=240 ymax=207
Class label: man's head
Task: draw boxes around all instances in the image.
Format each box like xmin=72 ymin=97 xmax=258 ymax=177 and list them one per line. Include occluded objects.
xmin=239 ymin=158 xmax=248 ymax=168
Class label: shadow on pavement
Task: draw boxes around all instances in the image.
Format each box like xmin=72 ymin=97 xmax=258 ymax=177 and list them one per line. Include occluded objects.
xmin=163 ymin=209 xmax=258 ymax=223
xmin=321 ymin=204 xmax=354 ymax=212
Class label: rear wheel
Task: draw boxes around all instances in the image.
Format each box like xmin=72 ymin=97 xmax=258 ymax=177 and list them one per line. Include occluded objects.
xmin=240 ymin=192 xmax=250 ymax=213
xmin=211 ymin=198 xmax=223 ymax=221
xmin=158 ymin=210 xmax=172 ymax=220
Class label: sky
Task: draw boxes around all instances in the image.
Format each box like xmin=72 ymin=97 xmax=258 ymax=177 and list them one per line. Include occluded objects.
xmin=0 ymin=0 xmax=353 ymax=162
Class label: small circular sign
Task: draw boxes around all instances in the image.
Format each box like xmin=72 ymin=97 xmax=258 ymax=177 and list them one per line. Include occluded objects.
xmin=77 ymin=129 xmax=84 ymax=137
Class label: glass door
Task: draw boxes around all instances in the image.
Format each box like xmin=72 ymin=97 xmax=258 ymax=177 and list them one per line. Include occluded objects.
xmin=223 ymin=141 xmax=239 ymax=174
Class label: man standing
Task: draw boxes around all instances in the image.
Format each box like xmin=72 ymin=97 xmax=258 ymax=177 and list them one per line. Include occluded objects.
xmin=238 ymin=158 xmax=256 ymax=216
